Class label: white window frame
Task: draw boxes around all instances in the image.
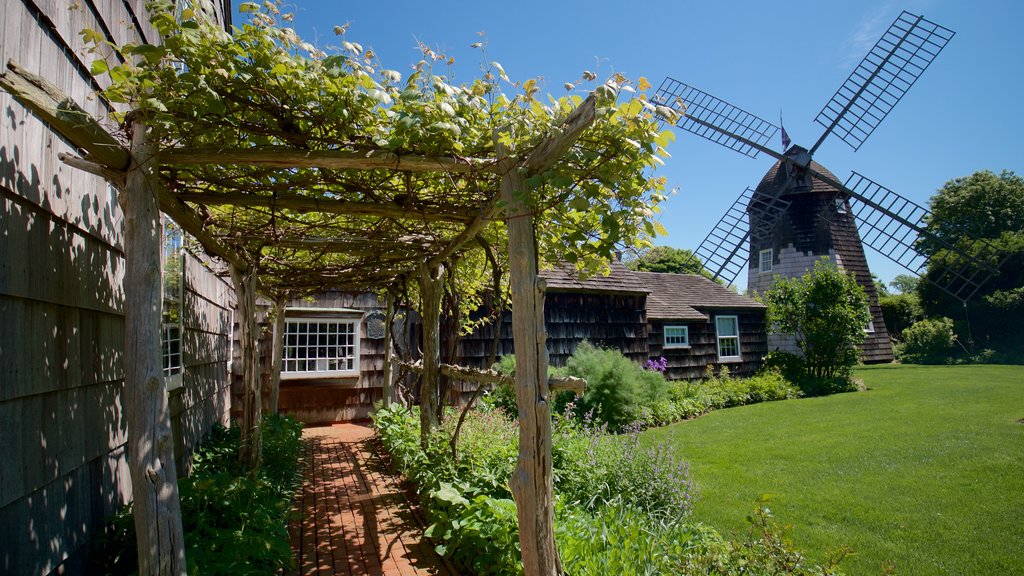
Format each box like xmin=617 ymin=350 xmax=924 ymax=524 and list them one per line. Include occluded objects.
xmin=280 ymin=316 xmax=361 ymax=379
xmin=663 ymin=325 xmax=690 ymax=349
xmin=758 ymin=248 xmax=774 ymax=273
xmin=715 ymin=315 xmax=742 ymax=362
xmin=835 ymin=197 xmax=848 ymax=214
xmin=864 ymin=306 xmax=875 ymax=333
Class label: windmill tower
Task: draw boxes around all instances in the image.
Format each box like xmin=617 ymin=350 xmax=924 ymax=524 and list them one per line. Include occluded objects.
xmin=653 ymin=12 xmax=1006 ymax=363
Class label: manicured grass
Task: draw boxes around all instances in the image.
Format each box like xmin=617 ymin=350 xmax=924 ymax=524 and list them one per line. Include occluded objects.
xmin=644 ymin=364 xmax=1024 ymax=575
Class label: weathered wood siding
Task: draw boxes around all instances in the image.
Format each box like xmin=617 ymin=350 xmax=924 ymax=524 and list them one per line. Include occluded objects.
xmin=235 ymin=291 xmax=386 ymax=423
xmin=648 ymin=310 xmax=767 ymax=380
xmin=455 ymin=292 xmax=649 ymax=369
xmin=0 ymin=2 xmax=232 ymax=573
xmin=169 ymin=253 xmax=234 ymax=474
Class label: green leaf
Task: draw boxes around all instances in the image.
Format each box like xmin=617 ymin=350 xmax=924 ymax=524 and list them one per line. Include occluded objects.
xmin=89 ymin=59 xmax=109 ymax=76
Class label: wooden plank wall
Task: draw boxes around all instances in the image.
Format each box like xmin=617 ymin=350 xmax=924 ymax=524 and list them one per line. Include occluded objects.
xmin=648 ymin=310 xmax=767 ymax=380
xmin=169 ymin=253 xmax=234 ymax=474
xmin=454 ymin=292 xmax=650 ymax=369
xmin=0 ymin=1 xmax=233 ymax=573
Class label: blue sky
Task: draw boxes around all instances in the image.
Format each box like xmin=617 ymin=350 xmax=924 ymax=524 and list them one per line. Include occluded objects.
xmin=242 ymin=0 xmax=1024 ymax=288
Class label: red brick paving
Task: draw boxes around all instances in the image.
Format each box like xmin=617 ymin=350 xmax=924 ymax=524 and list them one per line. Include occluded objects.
xmin=289 ymin=423 xmax=456 ymax=576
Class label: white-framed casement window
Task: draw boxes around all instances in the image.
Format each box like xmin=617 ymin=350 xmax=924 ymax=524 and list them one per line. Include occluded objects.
xmin=758 ymin=248 xmax=774 ymax=273
xmin=281 ymin=316 xmax=361 ymax=379
xmin=663 ymin=325 xmax=690 ymax=348
xmin=161 ymin=218 xmax=183 ymax=390
xmin=715 ymin=315 xmax=741 ymax=362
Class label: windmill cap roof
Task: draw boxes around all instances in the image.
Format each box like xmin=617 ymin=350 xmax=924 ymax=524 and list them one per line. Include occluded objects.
xmin=754 ymin=150 xmax=843 ymax=197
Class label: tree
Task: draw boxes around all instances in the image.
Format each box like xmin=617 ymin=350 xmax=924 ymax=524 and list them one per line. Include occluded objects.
xmin=918 ymin=170 xmax=1024 ymax=360
xmin=878 ymin=292 xmax=924 ymax=341
xmin=888 ymin=274 xmax=920 ymax=295
xmin=625 ymin=245 xmax=706 ymax=274
xmin=764 ymin=258 xmax=869 ymax=382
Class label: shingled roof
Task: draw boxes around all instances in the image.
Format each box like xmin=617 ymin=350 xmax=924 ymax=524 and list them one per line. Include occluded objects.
xmin=540 ymin=260 xmax=650 ymax=294
xmin=633 ymin=271 xmax=765 ymax=321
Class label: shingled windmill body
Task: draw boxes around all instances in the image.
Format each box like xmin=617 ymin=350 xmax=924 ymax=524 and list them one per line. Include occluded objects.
xmin=746 ymin=147 xmax=892 ymax=361
xmin=654 ymin=11 xmax=1005 ymax=364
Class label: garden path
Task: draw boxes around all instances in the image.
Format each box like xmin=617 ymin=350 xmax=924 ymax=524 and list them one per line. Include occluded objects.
xmin=289 ymin=423 xmax=455 ymax=576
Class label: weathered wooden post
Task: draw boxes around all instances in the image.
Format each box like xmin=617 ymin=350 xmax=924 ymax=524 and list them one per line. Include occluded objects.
xmin=230 ymin=263 xmax=262 ymax=469
xmin=269 ymin=295 xmax=287 ymax=415
xmin=496 ymin=135 xmax=561 ymax=576
xmin=122 ymin=119 xmax=188 ymax=575
xmin=382 ymin=290 xmax=396 ymax=406
xmin=417 ymin=263 xmax=445 ymax=448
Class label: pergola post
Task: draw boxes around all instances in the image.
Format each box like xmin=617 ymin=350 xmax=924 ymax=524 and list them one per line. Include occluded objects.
xmin=382 ymin=290 xmax=396 ymax=406
xmin=269 ymin=296 xmax=287 ymax=415
xmin=497 ymin=135 xmax=560 ymax=576
xmin=230 ymin=263 xmax=262 ymax=469
xmin=417 ymin=263 xmax=445 ymax=448
xmin=122 ymin=119 xmax=187 ymax=575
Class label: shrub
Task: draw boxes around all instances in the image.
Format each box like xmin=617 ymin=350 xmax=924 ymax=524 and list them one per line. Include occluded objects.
xmin=563 ymin=341 xmax=669 ymax=430
xmin=879 ymin=292 xmax=924 ymax=340
xmin=763 ymin=258 xmax=869 ymax=383
xmin=92 ymin=415 xmax=304 ymax=575
xmin=895 ymin=317 xmax=956 ymax=364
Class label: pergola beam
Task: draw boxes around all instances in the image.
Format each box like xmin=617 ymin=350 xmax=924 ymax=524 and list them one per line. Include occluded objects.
xmin=1 ymin=60 xmax=130 ymax=170
xmin=176 ymin=191 xmax=477 ymax=223
xmin=160 ymin=147 xmax=498 ymax=174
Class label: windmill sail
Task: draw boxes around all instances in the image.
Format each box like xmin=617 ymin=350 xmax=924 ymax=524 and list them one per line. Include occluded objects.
xmin=812 ymin=11 xmax=955 ymax=153
xmin=841 ymin=172 xmax=1006 ymax=302
xmin=653 ymin=78 xmax=779 ymax=159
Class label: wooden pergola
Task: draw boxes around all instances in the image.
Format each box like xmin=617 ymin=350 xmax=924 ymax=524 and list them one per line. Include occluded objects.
xmin=1 ymin=54 xmax=612 ymax=575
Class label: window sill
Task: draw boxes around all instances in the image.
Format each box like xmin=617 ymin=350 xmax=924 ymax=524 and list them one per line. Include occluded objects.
xmin=282 ymin=371 xmax=360 ymax=380
xmin=717 ymin=357 xmax=743 ymax=364
xmin=663 ymin=344 xmax=691 ymax=349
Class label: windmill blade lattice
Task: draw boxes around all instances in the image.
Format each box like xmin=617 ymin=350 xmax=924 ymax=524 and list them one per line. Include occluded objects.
xmin=692 ymin=188 xmax=791 ymax=285
xmin=843 ymin=172 xmax=1006 ymax=302
xmin=813 ymin=11 xmax=955 ymax=153
xmin=653 ymin=78 xmax=779 ymax=159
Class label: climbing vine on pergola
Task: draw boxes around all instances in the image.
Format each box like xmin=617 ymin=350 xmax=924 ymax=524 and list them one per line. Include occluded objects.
xmin=1 ymin=2 xmax=677 ymax=574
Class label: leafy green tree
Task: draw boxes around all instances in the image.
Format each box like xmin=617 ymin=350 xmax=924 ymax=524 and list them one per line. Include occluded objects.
xmin=888 ymin=274 xmax=920 ymax=295
xmin=763 ymin=258 xmax=869 ymax=382
xmin=918 ymin=170 xmax=1024 ymax=360
xmin=625 ymin=245 xmax=705 ymax=275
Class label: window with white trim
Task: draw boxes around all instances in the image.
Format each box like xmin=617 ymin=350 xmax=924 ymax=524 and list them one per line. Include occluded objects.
xmin=715 ymin=315 xmax=741 ymax=361
xmin=663 ymin=325 xmax=689 ymax=348
xmin=282 ymin=317 xmax=360 ymax=378
xmin=758 ymin=248 xmax=773 ymax=273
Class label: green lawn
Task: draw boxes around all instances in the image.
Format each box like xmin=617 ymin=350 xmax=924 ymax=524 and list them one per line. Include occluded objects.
xmin=644 ymin=364 xmax=1024 ymax=575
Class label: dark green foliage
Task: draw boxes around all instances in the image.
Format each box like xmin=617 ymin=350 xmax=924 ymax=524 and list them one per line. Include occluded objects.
xmin=762 ymin=352 xmax=858 ymax=396
xmin=918 ymin=170 xmax=1024 ymax=362
xmin=878 ymin=292 xmax=924 ymax=340
xmin=625 ymin=245 xmax=707 ymax=275
xmin=563 ymin=341 xmax=669 ymax=430
xmin=91 ymin=415 xmax=304 ymax=575
xmin=894 ymin=317 xmax=956 ymax=364
xmin=764 ymin=258 xmax=869 ymax=384
xmin=374 ymin=402 xmax=840 ymax=576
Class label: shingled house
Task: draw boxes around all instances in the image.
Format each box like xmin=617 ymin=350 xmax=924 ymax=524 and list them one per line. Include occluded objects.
xmin=454 ymin=262 xmax=768 ymax=379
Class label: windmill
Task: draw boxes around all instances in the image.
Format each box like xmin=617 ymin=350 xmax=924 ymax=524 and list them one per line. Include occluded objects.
xmin=653 ymin=11 xmax=1006 ymax=362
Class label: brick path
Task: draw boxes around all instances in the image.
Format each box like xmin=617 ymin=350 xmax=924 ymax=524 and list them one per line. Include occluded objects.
xmin=289 ymin=423 xmax=456 ymax=576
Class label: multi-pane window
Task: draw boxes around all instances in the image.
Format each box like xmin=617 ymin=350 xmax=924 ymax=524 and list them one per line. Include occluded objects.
xmin=282 ymin=318 xmax=360 ymax=378
xmin=162 ymin=324 xmax=182 ymax=377
xmin=716 ymin=315 xmax=741 ymax=361
xmin=664 ymin=326 xmax=690 ymax=348
xmin=759 ymin=248 xmax=773 ymax=273
xmin=162 ymin=218 xmax=183 ymax=388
